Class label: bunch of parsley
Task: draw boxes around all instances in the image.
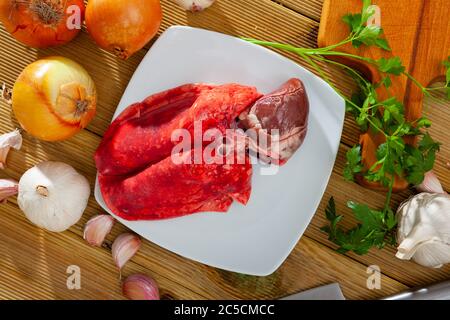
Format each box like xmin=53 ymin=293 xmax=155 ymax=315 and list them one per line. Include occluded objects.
xmin=245 ymin=0 xmax=449 ymax=255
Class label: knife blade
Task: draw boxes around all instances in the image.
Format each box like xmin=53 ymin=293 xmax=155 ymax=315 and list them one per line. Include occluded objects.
xmin=382 ymin=280 xmax=450 ymax=300
xmin=280 ymin=283 xmax=346 ymax=300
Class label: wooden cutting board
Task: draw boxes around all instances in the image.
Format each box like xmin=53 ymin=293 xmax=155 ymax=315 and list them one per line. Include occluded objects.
xmin=318 ymin=0 xmax=450 ymax=191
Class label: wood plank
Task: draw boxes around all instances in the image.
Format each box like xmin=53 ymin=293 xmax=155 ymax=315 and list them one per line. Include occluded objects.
xmin=304 ymin=143 xmax=450 ymax=287
xmin=1 ymin=101 xmax=411 ymax=299
xmin=0 ymin=75 xmax=446 ymax=298
xmin=274 ymin=0 xmax=324 ymax=21
xmin=0 ymin=113 xmax=416 ymax=299
xmin=0 ymin=201 xmax=205 ymax=300
xmin=1 ymin=198 xmax=406 ymax=300
xmin=0 ymin=0 xmax=448 ymax=300
xmin=1 ymin=100 xmax=412 ymax=299
xmin=421 ymin=91 xmax=450 ymax=191
xmin=318 ymin=0 xmax=450 ymax=192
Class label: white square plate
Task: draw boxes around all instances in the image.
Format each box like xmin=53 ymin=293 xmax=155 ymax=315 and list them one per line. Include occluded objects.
xmin=95 ymin=26 xmax=345 ymax=276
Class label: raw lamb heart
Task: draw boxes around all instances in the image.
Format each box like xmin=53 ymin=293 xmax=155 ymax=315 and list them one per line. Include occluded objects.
xmin=239 ymin=78 xmax=309 ymax=165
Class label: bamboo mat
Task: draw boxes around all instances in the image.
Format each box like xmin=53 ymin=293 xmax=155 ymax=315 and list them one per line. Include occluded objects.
xmin=0 ymin=0 xmax=449 ymax=300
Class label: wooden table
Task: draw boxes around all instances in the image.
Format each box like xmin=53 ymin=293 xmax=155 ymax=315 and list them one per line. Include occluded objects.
xmin=0 ymin=0 xmax=449 ymax=300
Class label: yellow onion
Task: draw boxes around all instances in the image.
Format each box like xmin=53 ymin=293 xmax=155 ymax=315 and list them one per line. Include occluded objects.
xmin=0 ymin=0 xmax=85 ymax=48
xmin=12 ymin=57 xmax=96 ymax=142
xmin=85 ymin=0 xmax=162 ymax=59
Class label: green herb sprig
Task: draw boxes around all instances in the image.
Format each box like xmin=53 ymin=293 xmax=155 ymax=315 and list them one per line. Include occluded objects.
xmin=244 ymin=0 xmax=448 ymax=255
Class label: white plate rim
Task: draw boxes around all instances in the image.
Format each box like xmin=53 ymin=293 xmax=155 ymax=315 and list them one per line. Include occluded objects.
xmin=94 ymin=26 xmax=345 ymax=276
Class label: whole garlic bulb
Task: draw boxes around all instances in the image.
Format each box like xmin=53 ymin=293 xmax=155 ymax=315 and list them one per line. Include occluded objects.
xmin=18 ymin=161 xmax=90 ymax=232
xmin=396 ymin=193 xmax=450 ymax=268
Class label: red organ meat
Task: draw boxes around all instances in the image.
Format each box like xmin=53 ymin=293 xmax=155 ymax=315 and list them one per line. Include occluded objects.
xmin=95 ymin=79 xmax=310 ymax=221
xmin=238 ymin=78 xmax=310 ymax=165
xmin=96 ymin=84 xmax=214 ymax=176
xmin=99 ymin=150 xmax=252 ymax=220
xmin=95 ymin=83 xmax=261 ymax=220
xmin=96 ymin=84 xmax=261 ymax=176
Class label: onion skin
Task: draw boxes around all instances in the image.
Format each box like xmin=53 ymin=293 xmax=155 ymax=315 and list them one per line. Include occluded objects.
xmin=0 ymin=0 xmax=85 ymax=48
xmin=85 ymin=0 xmax=162 ymax=60
xmin=12 ymin=57 xmax=97 ymax=142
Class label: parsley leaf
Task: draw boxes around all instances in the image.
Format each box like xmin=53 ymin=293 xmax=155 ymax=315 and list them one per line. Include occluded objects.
xmin=344 ymin=146 xmax=364 ymax=181
xmin=380 ymin=75 xmax=392 ymax=88
xmin=342 ymin=13 xmax=362 ymax=35
xmin=377 ymin=57 xmax=405 ymax=75
xmin=444 ymin=56 xmax=450 ymax=98
xmin=444 ymin=56 xmax=450 ymax=83
xmin=342 ymin=0 xmax=391 ymax=51
xmin=358 ymin=26 xmax=391 ymax=51
xmin=374 ymin=38 xmax=391 ymax=51
xmin=322 ymin=198 xmax=397 ymax=255
xmin=402 ymin=133 xmax=440 ymax=185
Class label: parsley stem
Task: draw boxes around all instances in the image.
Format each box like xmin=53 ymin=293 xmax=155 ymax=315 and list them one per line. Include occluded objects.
xmin=300 ymin=53 xmax=356 ymax=106
xmin=306 ymin=50 xmax=375 ymax=64
xmin=311 ymin=55 xmax=370 ymax=87
xmin=243 ymin=36 xmax=362 ymax=57
xmin=425 ymin=86 xmax=448 ymax=91
xmin=309 ymin=36 xmax=356 ymax=53
xmin=241 ymin=38 xmax=302 ymax=54
xmin=367 ymin=117 xmax=388 ymax=137
xmin=402 ymin=71 xmax=428 ymax=95
xmin=303 ymin=54 xmax=369 ymax=115
xmin=384 ymin=178 xmax=395 ymax=212
xmin=303 ymin=55 xmax=386 ymax=137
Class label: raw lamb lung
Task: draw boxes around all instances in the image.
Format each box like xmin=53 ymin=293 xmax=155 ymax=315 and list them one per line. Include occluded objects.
xmin=99 ymin=150 xmax=252 ymax=220
xmin=95 ymin=84 xmax=214 ymax=176
xmin=95 ymin=83 xmax=261 ymax=220
xmin=96 ymin=84 xmax=261 ymax=176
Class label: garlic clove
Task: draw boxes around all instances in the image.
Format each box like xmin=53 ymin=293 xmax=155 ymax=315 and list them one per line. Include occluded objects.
xmin=415 ymin=171 xmax=445 ymax=194
xmin=112 ymin=233 xmax=141 ymax=270
xmin=172 ymin=0 xmax=216 ymax=12
xmin=0 ymin=179 xmax=19 ymax=203
xmin=411 ymin=242 xmax=450 ymax=268
xmin=122 ymin=274 xmax=160 ymax=300
xmin=83 ymin=215 xmax=115 ymax=247
xmin=0 ymin=129 xmax=22 ymax=169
